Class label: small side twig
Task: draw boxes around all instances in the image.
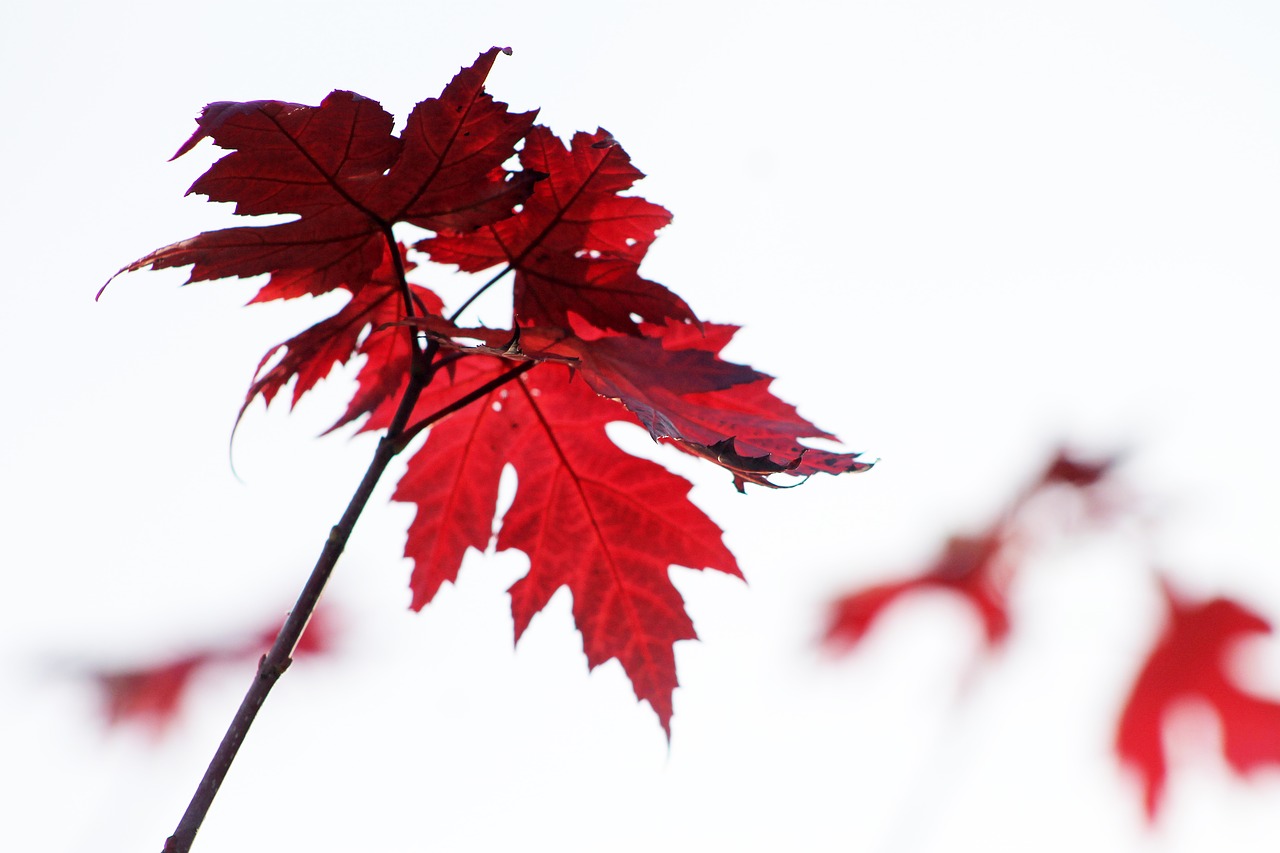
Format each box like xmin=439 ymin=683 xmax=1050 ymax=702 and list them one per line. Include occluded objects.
xmin=393 ymin=360 xmax=536 ymax=453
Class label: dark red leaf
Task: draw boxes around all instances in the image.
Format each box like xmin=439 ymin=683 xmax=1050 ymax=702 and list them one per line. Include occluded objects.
xmin=418 ymin=126 xmax=695 ymax=333
xmin=107 ymin=48 xmax=536 ymax=301
xmin=567 ymin=321 xmax=871 ymax=488
xmin=1116 ymin=581 xmax=1280 ymax=819
xmin=631 ymin=324 xmax=871 ymax=486
xmin=408 ymin=316 xmax=872 ymax=489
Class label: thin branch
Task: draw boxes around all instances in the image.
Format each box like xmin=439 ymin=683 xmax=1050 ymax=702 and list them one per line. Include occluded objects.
xmin=161 ymin=224 xmax=543 ymax=851
xmin=161 ymin=230 xmax=439 ymax=853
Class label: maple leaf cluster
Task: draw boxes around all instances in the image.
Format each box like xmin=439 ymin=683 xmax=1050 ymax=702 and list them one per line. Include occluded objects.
xmin=91 ymin=609 xmax=334 ymax=733
xmin=108 ymin=48 xmax=870 ymax=734
xmin=824 ymin=448 xmax=1280 ymax=821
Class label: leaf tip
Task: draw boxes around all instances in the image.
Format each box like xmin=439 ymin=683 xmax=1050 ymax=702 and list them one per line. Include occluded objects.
xmin=95 ymin=274 xmax=117 ymax=301
xmin=96 ymin=259 xmax=141 ymax=300
xmin=170 ymin=123 xmax=210 ymax=161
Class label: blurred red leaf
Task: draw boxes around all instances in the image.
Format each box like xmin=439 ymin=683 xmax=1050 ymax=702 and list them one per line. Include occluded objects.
xmin=93 ymin=609 xmax=335 ymax=733
xmin=1116 ymin=581 xmax=1280 ymax=819
xmin=825 ymin=532 xmax=1011 ymax=651
xmin=98 ymin=656 xmax=205 ymax=731
xmin=1039 ymin=449 xmax=1114 ymax=489
xmin=824 ymin=448 xmax=1116 ymax=654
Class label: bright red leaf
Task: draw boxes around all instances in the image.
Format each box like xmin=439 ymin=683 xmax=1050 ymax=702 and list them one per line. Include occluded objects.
xmin=418 ymin=126 xmax=695 ymax=334
xmin=1116 ymin=580 xmax=1280 ymax=819
xmin=393 ymin=358 xmax=741 ymax=734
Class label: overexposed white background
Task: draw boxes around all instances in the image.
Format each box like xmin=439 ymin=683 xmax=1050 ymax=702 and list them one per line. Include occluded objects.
xmin=4 ymin=1 xmax=1280 ymax=850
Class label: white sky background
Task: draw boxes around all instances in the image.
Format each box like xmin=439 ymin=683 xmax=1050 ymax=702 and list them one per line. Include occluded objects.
xmin=4 ymin=0 xmax=1280 ymax=850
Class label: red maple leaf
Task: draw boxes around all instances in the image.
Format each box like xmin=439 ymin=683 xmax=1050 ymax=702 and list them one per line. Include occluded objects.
xmin=106 ymin=48 xmax=537 ymax=300
xmin=92 ymin=609 xmax=335 ymax=733
xmin=418 ymin=126 xmax=695 ymax=334
xmin=1116 ymin=580 xmax=1280 ymax=819
xmin=393 ymin=358 xmax=741 ymax=733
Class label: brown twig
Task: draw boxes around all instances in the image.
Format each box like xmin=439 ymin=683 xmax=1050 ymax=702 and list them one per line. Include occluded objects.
xmin=161 ymin=232 xmax=442 ymax=853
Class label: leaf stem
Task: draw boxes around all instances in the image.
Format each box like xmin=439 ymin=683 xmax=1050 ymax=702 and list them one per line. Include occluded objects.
xmin=393 ymin=360 xmax=536 ymax=453
xmin=447 ymin=263 xmax=512 ymax=323
xmin=383 ymin=226 xmax=423 ymax=345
